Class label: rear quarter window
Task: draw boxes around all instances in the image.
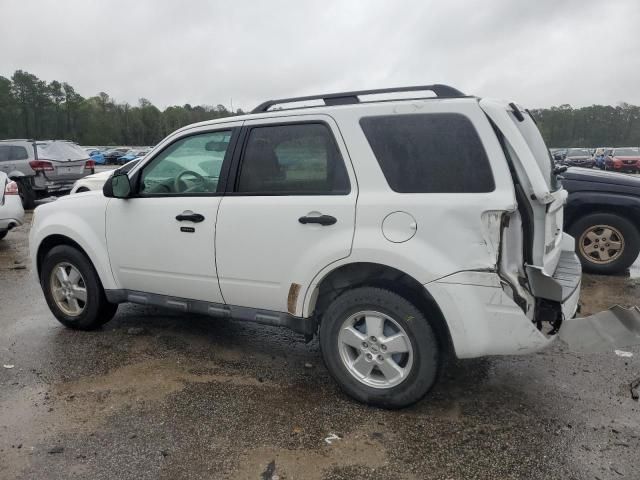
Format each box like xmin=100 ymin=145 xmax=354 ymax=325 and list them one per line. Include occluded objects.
xmin=360 ymin=113 xmax=495 ymax=193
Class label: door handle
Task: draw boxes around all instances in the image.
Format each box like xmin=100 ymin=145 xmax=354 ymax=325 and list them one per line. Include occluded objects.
xmin=298 ymin=214 xmax=337 ymax=226
xmin=176 ymin=211 xmax=205 ymax=223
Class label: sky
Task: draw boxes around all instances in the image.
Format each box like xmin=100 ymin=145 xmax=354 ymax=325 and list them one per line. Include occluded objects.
xmin=1 ymin=0 xmax=639 ymax=111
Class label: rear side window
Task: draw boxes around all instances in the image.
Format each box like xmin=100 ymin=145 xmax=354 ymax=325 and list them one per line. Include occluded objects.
xmin=360 ymin=113 xmax=495 ymax=193
xmin=10 ymin=146 xmax=28 ymax=160
xmin=236 ymin=123 xmax=350 ymax=195
xmin=0 ymin=146 xmax=10 ymax=162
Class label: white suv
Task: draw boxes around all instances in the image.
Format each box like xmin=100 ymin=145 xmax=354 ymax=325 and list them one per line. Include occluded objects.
xmin=29 ymin=85 xmax=581 ymax=408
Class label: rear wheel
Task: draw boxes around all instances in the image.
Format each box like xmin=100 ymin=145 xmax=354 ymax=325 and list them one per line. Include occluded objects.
xmin=16 ymin=178 xmax=36 ymax=210
xmin=40 ymin=245 xmax=118 ymax=329
xmin=0 ymin=231 xmax=7 ymax=240
xmin=568 ymin=213 xmax=640 ymax=274
xmin=319 ymin=287 xmax=440 ymax=409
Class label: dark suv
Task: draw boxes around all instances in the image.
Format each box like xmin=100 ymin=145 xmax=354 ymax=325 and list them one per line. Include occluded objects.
xmin=563 ymin=167 xmax=640 ymax=274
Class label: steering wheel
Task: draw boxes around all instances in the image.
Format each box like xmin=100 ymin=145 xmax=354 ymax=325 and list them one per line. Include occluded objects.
xmin=174 ymin=170 xmax=206 ymax=193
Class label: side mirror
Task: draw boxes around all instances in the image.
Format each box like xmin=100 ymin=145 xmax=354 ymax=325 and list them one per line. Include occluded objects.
xmin=103 ymin=173 xmax=132 ymax=198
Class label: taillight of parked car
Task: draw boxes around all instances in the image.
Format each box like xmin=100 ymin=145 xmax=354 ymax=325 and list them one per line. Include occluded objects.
xmin=29 ymin=160 xmax=55 ymax=172
xmin=85 ymin=160 xmax=95 ymax=172
xmin=5 ymin=181 xmax=19 ymax=195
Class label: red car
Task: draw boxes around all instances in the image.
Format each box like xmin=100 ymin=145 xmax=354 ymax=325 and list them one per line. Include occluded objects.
xmin=605 ymin=147 xmax=640 ymax=173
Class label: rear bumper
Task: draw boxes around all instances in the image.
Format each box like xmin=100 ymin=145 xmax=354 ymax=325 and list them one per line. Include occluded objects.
xmin=0 ymin=196 xmax=25 ymax=231
xmin=426 ymin=241 xmax=581 ymax=359
xmin=33 ymin=178 xmax=79 ymax=193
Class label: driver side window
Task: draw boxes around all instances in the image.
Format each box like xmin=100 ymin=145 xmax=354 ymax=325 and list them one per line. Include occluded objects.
xmin=140 ymin=130 xmax=232 ymax=195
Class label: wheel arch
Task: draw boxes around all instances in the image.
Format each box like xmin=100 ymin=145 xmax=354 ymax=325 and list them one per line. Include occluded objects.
xmin=307 ymin=262 xmax=454 ymax=357
xmin=564 ymin=196 xmax=640 ymax=232
xmin=37 ymin=234 xmax=91 ymax=278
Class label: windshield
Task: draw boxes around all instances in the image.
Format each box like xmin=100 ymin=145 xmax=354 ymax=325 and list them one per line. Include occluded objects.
xmin=613 ymin=148 xmax=639 ymax=156
xmin=566 ymin=148 xmax=590 ymax=156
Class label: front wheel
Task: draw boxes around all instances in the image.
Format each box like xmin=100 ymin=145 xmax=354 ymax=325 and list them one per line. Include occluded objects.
xmin=40 ymin=245 xmax=118 ymax=329
xmin=568 ymin=213 xmax=640 ymax=274
xmin=319 ymin=287 xmax=440 ymax=409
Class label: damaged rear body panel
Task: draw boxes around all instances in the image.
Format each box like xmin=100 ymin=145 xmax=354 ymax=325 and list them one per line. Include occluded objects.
xmin=429 ymin=99 xmax=583 ymax=358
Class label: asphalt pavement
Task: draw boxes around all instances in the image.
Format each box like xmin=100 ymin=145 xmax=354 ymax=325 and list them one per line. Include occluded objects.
xmin=1 ymin=212 xmax=639 ymax=480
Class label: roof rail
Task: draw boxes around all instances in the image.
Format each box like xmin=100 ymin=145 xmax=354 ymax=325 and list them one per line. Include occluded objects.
xmin=0 ymin=139 xmax=34 ymax=142
xmin=251 ymin=84 xmax=465 ymax=113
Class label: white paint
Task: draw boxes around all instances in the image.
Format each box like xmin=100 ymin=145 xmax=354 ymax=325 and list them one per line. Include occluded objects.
xmin=324 ymin=433 xmax=341 ymax=445
xmin=381 ymin=211 xmax=417 ymax=243
xmin=615 ymin=350 xmax=633 ymax=357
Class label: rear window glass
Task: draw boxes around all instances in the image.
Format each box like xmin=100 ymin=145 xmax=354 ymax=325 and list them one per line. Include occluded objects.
xmin=360 ymin=113 xmax=495 ymax=193
xmin=514 ymin=111 xmax=559 ymax=191
xmin=36 ymin=142 xmax=88 ymax=161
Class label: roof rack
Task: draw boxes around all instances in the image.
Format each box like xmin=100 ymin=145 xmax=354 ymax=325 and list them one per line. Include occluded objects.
xmin=0 ymin=139 xmax=34 ymax=142
xmin=251 ymin=84 xmax=465 ymax=113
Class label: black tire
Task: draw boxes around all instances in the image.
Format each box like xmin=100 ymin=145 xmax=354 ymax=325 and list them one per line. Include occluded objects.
xmin=568 ymin=212 xmax=640 ymax=274
xmin=0 ymin=231 xmax=7 ymax=240
xmin=319 ymin=287 xmax=440 ymax=409
xmin=16 ymin=178 xmax=36 ymax=210
xmin=40 ymin=245 xmax=118 ymax=330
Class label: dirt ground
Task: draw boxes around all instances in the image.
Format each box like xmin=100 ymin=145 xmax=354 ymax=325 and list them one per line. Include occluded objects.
xmin=1 ymin=211 xmax=639 ymax=480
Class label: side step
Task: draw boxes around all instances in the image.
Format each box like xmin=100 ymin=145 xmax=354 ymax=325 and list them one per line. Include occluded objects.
xmin=559 ymin=305 xmax=640 ymax=353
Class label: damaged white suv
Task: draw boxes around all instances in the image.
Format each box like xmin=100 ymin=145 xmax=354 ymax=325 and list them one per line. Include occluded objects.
xmin=30 ymin=85 xmax=581 ymax=408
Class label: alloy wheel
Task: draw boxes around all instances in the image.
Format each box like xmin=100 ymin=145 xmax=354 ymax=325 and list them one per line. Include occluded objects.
xmin=579 ymin=224 xmax=625 ymax=264
xmin=337 ymin=310 xmax=414 ymax=389
xmin=49 ymin=262 xmax=87 ymax=316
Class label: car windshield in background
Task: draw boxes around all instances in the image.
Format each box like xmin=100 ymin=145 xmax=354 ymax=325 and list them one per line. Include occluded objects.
xmin=567 ymin=149 xmax=590 ymax=156
xmin=613 ymin=148 xmax=639 ymax=156
xmin=36 ymin=142 xmax=88 ymax=161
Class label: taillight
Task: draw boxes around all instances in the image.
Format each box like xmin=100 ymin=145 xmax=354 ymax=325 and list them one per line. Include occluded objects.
xmin=29 ymin=160 xmax=54 ymax=172
xmin=5 ymin=181 xmax=19 ymax=195
xmin=85 ymin=160 xmax=95 ymax=170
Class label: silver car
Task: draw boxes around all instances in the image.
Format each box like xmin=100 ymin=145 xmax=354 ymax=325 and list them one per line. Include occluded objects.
xmin=0 ymin=139 xmax=94 ymax=208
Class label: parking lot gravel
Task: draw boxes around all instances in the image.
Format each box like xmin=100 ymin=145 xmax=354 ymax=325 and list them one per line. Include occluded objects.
xmin=1 ymin=212 xmax=639 ymax=479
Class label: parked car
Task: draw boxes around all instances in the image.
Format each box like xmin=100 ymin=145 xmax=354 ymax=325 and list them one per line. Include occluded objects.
xmin=562 ymin=148 xmax=595 ymax=168
xmin=563 ymin=167 xmax=640 ymax=274
xmin=70 ymin=159 xmax=140 ymax=193
xmin=604 ymin=147 xmax=640 ymax=173
xmin=86 ymin=149 xmax=106 ymax=165
xmin=30 ymin=84 xmax=581 ymax=408
xmin=593 ymin=147 xmax=613 ymax=169
xmin=0 ymin=139 xmax=94 ymax=209
xmin=116 ymin=150 xmax=147 ymax=165
xmin=0 ymin=171 xmax=25 ymax=240
xmin=551 ymin=148 xmax=567 ymax=162
xmin=103 ymin=148 xmax=129 ymax=164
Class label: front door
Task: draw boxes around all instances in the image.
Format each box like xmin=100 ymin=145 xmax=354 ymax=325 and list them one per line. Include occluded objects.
xmin=106 ymin=126 xmax=240 ymax=303
xmin=215 ymin=117 xmax=357 ymax=314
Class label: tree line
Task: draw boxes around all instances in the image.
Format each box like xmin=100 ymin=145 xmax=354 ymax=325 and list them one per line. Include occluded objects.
xmin=0 ymin=70 xmax=242 ymax=146
xmin=1 ymin=70 xmax=639 ymax=148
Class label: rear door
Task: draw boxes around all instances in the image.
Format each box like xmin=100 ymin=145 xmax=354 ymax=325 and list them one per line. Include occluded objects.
xmin=215 ymin=116 xmax=357 ymax=315
xmin=480 ymin=99 xmax=566 ymax=275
